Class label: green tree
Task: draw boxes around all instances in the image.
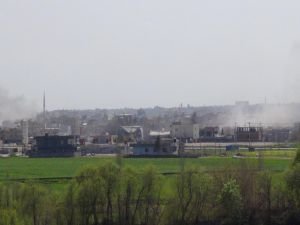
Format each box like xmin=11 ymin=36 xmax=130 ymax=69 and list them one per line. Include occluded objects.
xmin=0 ymin=209 xmax=21 ymax=225
xmin=166 ymin=168 xmax=213 ymax=225
xmin=257 ymin=172 xmax=272 ymax=225
xmin=98 ymin=163 xmax=119 ymax=225
xmin=19 ymin=183 xmax=52 ymax=225
xmin=285 ymin=148 xmax=300 ymax=224
xmin=132 ymin=166 xmax=163 ymax=225
xmin=75 ymin=166 xmax=105 ymax=225
xmin=287 ymin=148 xmax=300 ymax=207
xmin=116 ymin=167 xmax=138 ymax=225
xmin=64 ymin=183 xmax=77 ymax=225
xmin=293 ymin=148 xmax=300 ymax=166
xmin=219 ymin=179 xmax=243 ymax=225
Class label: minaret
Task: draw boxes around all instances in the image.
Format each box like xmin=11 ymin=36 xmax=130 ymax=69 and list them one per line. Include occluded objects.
xmin=43 ymin=91 xmax=46 ymax=130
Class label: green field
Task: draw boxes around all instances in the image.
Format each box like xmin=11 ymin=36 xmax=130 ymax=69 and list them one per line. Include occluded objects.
xmin=0 ymin=148 xmax=295 ymax=193
xmin=0 ymin=156 xmax=293 ymax=180
xmin=242 ymin=150 xmax=296 ymax=158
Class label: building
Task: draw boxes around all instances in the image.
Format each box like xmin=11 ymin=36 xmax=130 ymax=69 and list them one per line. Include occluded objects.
xmin=0 ymin=143 xmax=22 ymax=157
xmin=44 ymin=127 xmax=61 ymax=136
xmin=149 ymin=130 xmax=171 ymax=138
xmin=0 ymin=128 xmax=22 ymax=144
xmin=131 ymin=133 xmax=178 ymax=156
xmin=199 ymin=127 xmax=219 ymax=140
xmin=264 ymin=128 xmax=291 ymax=143
xmin=291 ymin=122 xmax=300 ymax=141
xmin=171 ymin=123 xmax=228 ymax=142
xmin=131 ymin=129 xmax=178 ymax=156
xmin=28 ymin=134 xmax=78 ymax=157
xmin=131 ymin=142 xmax=177 ymax=156
xmin=193 ymin=126 xmax=234 ymax=142
xmin=114 ymin=114 xmax=136 ymax=126
xmin=235 ymin=126 xmax=263 ymax=142
xmin=21 ymin=120 xmax=29 ymax=146
xmin=193 ymin=124 xmax=201 ymax=140
xmin=71 ymin=118 xmax=81 ymax=136
xmin=90 ymin=134 xmax=111 ymax=144
xmin=118 ymin=126 xmax=144 ymax=143
xmin=81 ymin=144 xmax=118 ymax=155
xmin=170 ymin=122 xmax=194 ymax=140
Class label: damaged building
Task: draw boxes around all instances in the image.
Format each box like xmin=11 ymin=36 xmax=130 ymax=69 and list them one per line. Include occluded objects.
xmin=131 ymin=130 xmax=178 ymax=156
xmin=118 ymin=126 xmax=144 ymax=143
xmin=235 ymin=126 xmax=263 ymax=142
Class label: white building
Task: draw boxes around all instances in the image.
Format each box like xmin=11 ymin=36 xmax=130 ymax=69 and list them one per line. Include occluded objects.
xmin=171 ymin=122 xmax=202 ymax=140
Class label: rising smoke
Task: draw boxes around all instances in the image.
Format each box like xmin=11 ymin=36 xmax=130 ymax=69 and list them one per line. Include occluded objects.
xmin=0 ymin=86 xmax=37 ymax=125
xmin=225 ymin=103 xmax=300 ymax=127
xmin=284 ymin=41 xmax=300 ymax=103
xmin=226 ymin=42 xmax=300 ymax=127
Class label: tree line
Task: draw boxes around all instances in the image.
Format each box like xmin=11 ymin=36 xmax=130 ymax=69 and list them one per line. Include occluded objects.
xmin=0 ymin=151 xmax=300 ymax=225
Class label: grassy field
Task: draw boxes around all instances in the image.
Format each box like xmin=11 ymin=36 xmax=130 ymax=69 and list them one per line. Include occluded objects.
xmin=0 ymin=149 xmax=295 ymax=193
xmin=241 ymin=150 xmax=296 ymax=158
xmin=0 ymin=156 xmax=293 ymax=180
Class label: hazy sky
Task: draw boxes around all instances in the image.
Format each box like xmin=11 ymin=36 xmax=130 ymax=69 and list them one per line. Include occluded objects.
xmin=1 ymin=0 xmax=300 ymax=110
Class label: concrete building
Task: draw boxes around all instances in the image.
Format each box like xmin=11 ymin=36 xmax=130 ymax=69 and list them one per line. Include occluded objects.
xmin=193 ymin=124 xmax=201 ymax=140
xmin=90 ymin=134 xmax=111 ymax=144
xmin=29 ymin=134 xmax=78 ymax=157
xmin=171 ymin=123 xmax=224 ymax=142
xmin=235 ymin=126 xmax=263 ymax=142
xmin=264 ymin=128 xmax=291 ymax=142
xmin=170 ymin=122 xmax=194 ymax=140
xmin=71 ymin=118 xmax=81 ymax=136
xmin=149 ymin=130 xmax=171 ymax=138
xmin=192 ymin=126 xmax=235 ymax=142
xmin=132 ymin=136 xmax=177 ymax=156
xmin=131 ymin=129 xmax=178 ymax=156
xmin=81 ymin=144 xmax=118 ymax=155
xmin=118 ymin=126 xmax=144 ymax=143
xmin=0 ymin=127 xmax=22 ymax=144
xmin=199 ymin=127 xmax=219 ymax=139
xmin=21 ymin=120 xmax=29 ymax=146
xmin=131 ymin=142 xmax=177 ymax=156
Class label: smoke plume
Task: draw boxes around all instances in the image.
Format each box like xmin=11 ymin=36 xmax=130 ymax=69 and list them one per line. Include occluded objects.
xmin=0 ymin=87 xmax=37 ymax=124
xmin=225 ymin=104 xmax=300 ymax=127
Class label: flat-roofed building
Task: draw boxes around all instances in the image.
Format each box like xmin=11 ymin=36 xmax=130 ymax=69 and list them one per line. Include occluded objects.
xmin=236 ymin=126 xmax=263 ymax=142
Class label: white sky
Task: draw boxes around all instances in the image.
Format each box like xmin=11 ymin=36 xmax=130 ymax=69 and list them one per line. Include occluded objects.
xmin=0 ymin=0 xmax=300 ymax=110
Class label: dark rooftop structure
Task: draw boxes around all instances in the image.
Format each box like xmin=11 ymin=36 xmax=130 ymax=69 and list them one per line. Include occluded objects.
xmin=29 ymin=134 xmax=78 ymax=157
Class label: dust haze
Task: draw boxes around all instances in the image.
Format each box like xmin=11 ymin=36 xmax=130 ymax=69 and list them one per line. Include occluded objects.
xmin=0 ymin=86 xmax=37 ymax=124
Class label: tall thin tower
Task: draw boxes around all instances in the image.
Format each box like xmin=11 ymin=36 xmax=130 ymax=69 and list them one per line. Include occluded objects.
xmin=43 ymin=91 xmax=46 ymax=130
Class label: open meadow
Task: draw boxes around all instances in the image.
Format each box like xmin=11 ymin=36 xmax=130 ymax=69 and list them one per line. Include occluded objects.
xmin=0 ymin=152 xmax=294 ymax=180
xmin=0 ymin=149 xmax=296 ymax=192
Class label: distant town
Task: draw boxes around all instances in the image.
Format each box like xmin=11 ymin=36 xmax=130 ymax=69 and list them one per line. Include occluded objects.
xmin=1 ymin=100 xmax=300 ymax=158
